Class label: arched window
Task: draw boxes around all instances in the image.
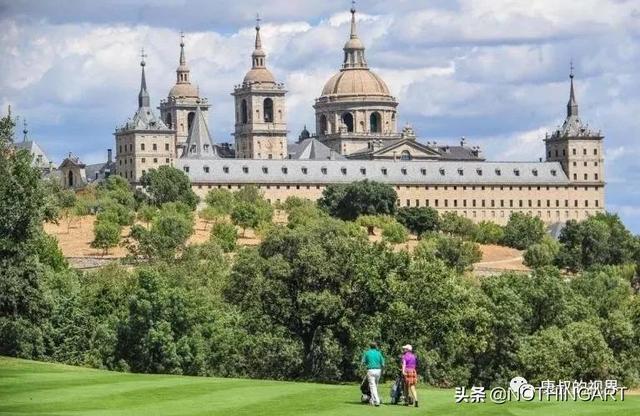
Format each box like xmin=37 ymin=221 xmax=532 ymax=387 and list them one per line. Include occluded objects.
xmin=263 ymin=98 xmax=273 ymax=122
xmin=165 ymin=113 xmax=172 ymax=129
xmin=320 ymin=115 xmax=328 ymax=134
xmin=370 ymin=112 xmax=381 ymax=133
xmin=241 ymin=99 xmax=248 ymax=124
xmin=342 ymin=113 xmax=354 ymax=133
xmin=67 ymin=171 xmax=74 ymax=187
xmin=187 ymin=112 xmax=195 ymax=132
xmin=400 ymin=150 xmax=412 ymax=160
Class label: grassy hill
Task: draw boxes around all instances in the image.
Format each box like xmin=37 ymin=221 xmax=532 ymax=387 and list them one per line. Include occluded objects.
xmin=1 ymin=357 xmax=638 ymax=415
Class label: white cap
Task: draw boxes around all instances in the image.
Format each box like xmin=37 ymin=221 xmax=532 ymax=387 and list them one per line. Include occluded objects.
xmin=402 ymin=344 xmax=412 ymax=351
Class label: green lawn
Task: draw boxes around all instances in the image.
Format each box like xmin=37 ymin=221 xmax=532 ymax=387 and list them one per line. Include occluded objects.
xmin=0 ymin=357 xmax=638 ymax=416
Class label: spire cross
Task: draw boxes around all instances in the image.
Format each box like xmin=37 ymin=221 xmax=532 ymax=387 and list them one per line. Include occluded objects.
xmin=140 ymin=47 xmax=147 ymax=66
xmin=256 ymin=13 xmax=261 ymax=29
xmin=23 ymin=119 xmax=28 ymax=142
xmin=351 ymin=0 xmax=356 ymax=13
xmin=569 ymin=59 xmax=574 ymax=79
xmin=180 ymin=30 xmax=185 ymax=46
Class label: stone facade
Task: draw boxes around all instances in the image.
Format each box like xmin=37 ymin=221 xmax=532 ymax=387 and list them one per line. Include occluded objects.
xmin=232 ymin=21 xmax=288 ymax=159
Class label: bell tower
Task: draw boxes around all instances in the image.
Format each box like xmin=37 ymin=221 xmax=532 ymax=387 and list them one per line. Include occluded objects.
xmin=232 ymin=16 xmax=288 ymax=159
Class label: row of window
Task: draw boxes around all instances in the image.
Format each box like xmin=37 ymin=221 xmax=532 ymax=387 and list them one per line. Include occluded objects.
xmin=549 ymin=147 xmax=599 ymax=158
xmin=402 ymin=199 xmax=599 ymax=209
xmin=118 ymin=143 xmax=170 ymax=153
xmin=183 ymin=164 xmax=556 ymax=178
xmin=573 ymin=173 xmax=599 ymax=181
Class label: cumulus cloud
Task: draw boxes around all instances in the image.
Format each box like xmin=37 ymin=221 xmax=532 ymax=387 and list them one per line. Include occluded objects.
xmin=1 ymin=0 xmax=639 ymax=231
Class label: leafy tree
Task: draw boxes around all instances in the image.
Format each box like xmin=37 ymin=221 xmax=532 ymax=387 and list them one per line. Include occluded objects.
xmin=234 ymin=185 xmax=262 ymax=204
xmin=524 ymin=236 xmax=560 ymax=269
xmin=231 ymin=201 xmax=272 ymax=237
xmin=502 ymin=212 xmax=546 ymax=250
xmin=198 ymin=206 xmax=220 ymax=231
xmin=0 ymin=108 xmax=15 ymax=144
xmin=210 ymin=222 xmax=238 ymax=253
xmin=205 ymin=189 xmax=235 ymax=217
xmin=381 ymin=219 xmax=408 ymax=244
xmin=96 ymin=199 xmax=135 ymax=226
xmin=556 ymin=213 xmax=638 ymax=271
xmin=226 ymin=217 xmax=404 ymax=379
xmin=318 ymin=180 xmax=397 ymax=221
xmin=285 ymin=198 xmax=326 ymax=229
xmin=91 ymin=220 xmax=122 ymax=255
xmin=439 ymin=211 xmax=477 ymax=238
xmin=97 ymin=176 xmax=136 ymax=210
xmin=130 ymin=203 xmax=194 ymax=260
xmin=435 ymin=235 xmax=482 ymax=273
xmin=58 ymin=189 xmax=78 ymax=233
xmin=140 ymin=166 xmax=199 ymax=210
xmin=473 ymin=221 xmax=505 ymax=244
xmin=396 ymin=206 xmax=439 ymax=237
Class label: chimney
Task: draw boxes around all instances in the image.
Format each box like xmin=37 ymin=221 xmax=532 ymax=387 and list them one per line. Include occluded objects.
xmin=107 ymin=148 xmax=112 ymax=163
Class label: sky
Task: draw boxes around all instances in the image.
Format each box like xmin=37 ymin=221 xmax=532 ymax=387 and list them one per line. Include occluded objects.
xmin=1 ymin=0 xmax=639 ymax=232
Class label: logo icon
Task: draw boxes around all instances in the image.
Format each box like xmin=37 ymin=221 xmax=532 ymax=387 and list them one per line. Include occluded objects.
xmin=509 ymin=376 xmax=535 ymax=400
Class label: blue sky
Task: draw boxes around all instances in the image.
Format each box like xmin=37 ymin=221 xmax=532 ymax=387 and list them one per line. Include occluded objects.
xmin=1 ymin=0 xmax=639 ymax=232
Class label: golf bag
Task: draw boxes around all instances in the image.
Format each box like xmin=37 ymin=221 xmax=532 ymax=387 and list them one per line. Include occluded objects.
xmin=390 ymin=372 xmax=404 ymax=404
xmin=360 ymin=376 xmax=371 ymax=403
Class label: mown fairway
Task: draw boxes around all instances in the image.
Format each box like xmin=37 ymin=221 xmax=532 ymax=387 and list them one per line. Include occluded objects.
xmin=1 ymin=357 xmax=638 ymax=416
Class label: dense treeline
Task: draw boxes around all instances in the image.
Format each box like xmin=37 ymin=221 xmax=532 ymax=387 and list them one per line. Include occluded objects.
xmin=2 ymin=114 xmax=640 ymax=387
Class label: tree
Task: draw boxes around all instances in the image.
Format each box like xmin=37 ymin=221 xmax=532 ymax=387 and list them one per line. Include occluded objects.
xmin=318 ymin=180 xmax=397 ymax=221
xmin=502 ymin=212 xmax=546 ymax=250
xmin=395 ymin=207 xmax=439 ymax=237
xmin=204 ymin=189 xmax=235 ymax=217
xmin=97 ymin=175 xmax=136 ymax=210
xmin=434 ymin=235 xmax=482 ymax=273
xmin=0 ymin=109 xmax=15 ymax=145
xmin=58 ymin=189 xmax=78 ymax=233
xmin=198 ymin=206 xmax=219 ymax=231
xmin=231 ymin=202 xmax=260 ymax=237
xmin=473 ymin=221 xmax=505 ymax=245
xmin=524 ymin=236 xmax=560 ymax=269
xmin=285 ymin=198 xmax=326 ymax=229
xmin=210 ymin=222 xmax=238 ymax=253
xmin=439 ymin=212 xmax=477 ymax=238
xmin=225 ymin=217 xmax=404 ymax=379
xmin=234 ymin=185 xmax=262 ymax=204
xmin=130 ymin=203 xmax=194 ymax=260
xmin=91 ymin=220 xmax=121 ymax=255
xmin=137 ymin=204 xmax=158 ymax=229
xmin=556 ymin=213 xmax=638 ymax=271
xmin=140 ymin=166 xmax=199 ymax=210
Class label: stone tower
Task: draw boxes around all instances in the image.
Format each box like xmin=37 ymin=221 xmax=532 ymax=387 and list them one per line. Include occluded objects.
xmin=232 ymin=17 xmax=288 ymax=159
xmin=115 ymin=50 xmax=175 ymax=184
xmin=314 ymin=5 xmax=399 ymax=156
xmin=545 ymin=69 xmax=604 ymax=185
xmin=159 ymin=34 xmax=209 ymax=157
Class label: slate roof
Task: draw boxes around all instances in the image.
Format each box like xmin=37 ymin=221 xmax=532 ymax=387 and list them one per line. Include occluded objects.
xmin=178 ymin=159 xmax=569 ymax=185
xmin=181 ymin=105 xmax=219 ymax=159
xmin=14 ymin=140 xmax=53 ymax=168
xmin=288 ymin=138 xmax=345 ymax=160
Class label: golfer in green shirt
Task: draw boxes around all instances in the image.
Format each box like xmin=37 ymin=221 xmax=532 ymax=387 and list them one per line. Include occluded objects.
xmin=362 ymin=342 xmax=385 ymax=406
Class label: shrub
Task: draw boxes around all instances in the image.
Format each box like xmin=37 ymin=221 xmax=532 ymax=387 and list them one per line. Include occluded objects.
xmin=415 ymin=234 xmax=482 ymax=273
xmin=210 ymin=222 xmax=238 ymax=253
xmin=524 ymin=236 xmax=560 ymax=269
xmin=140 ymin=166 xmax=199 ymax=210
xmin=502 ymin=212 xmax=545 ymax=250
xmin=381 ymin=220 xmax=408 ymax=244
xmin=204 ymin=189 xmax=235 ymax=216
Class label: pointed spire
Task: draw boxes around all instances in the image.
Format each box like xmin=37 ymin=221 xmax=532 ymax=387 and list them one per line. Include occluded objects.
xmin=23 ymin=118 xmax=28 ymax=142
xmin=567 ymin=60 xmax=579 ymax=118
xmin=175 ymin=31 xmax=192 ymax=86
xmin=138 ymin=48 xmax=150 ymax=108
xmin=252 ymin=13 xmax=266 ymax=69
xmin=183 ymin=101 xmax=218 ymax=159
xmin=342 ymin=1 xmax=367 ymax=69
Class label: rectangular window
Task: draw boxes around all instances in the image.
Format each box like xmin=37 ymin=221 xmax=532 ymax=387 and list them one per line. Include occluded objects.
xmin=416 ymin=199 xmax=420 ymax=207
xmin=165 ymin=143 xmax=169 ymax=151
xmin=406 ymin=199 xmax=410 ymax=207
xmin=153 ymin=143 xmax=157 ymax=151
xmin=444 ymin=200 xmax=449 ymax=207
xmin=141 ymin=143 xmax=145 ymax=151
xmin=435 ymin=199 xmax=439 ymax=207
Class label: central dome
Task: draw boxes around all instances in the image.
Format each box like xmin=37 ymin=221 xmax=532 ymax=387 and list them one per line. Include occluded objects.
xmin=169 ymin=82 xmax=198 ymax=98
xmin=321 ymin=68 xmax=390 ymax=96
xmin=243 ymin=67 xmax=276 ymax=84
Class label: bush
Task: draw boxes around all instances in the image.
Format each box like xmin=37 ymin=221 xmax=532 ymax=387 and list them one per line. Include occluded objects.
xmin=205 ymin=189 xmax=235 ymax=217
xmin=416 ymin=234 xmax=482 ymax=273
xmin=502 ymin=212 xmax=545 ymax=250
xmin=211 ymin=222 xmax=238 ymax=253
xmin=129 ymin=203 xmax=194 ymax=260
xmin=473 ymin=221 xmax=505 ymax=244
xmin=381 ymin=220 xmax=408 ymax=244
xmin=396 ymin=207 xmax=439 ymax=237
xmin=96 ymin=200 xmax=135 ymax=226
